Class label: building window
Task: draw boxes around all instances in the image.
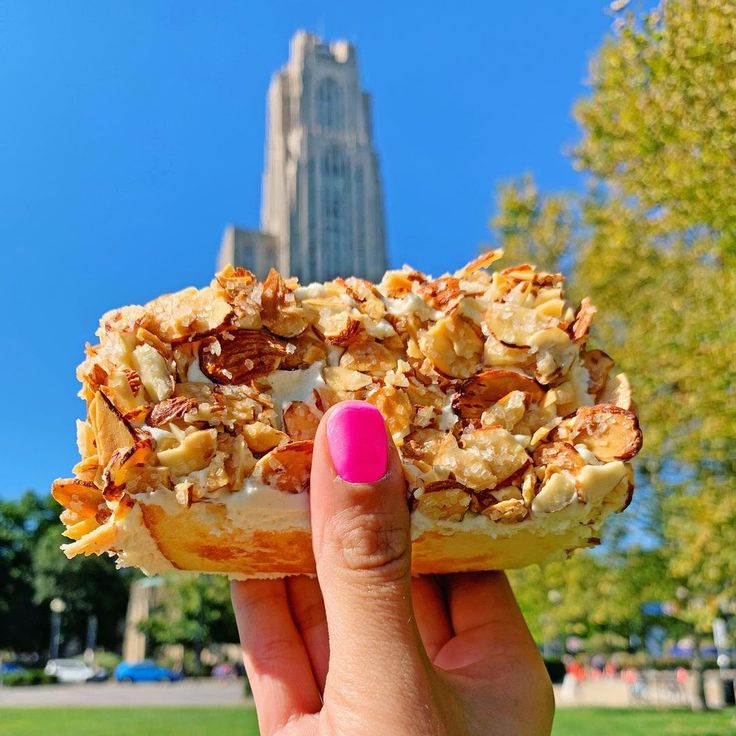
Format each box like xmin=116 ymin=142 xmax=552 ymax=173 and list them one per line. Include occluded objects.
xmin=316 ymin=77 xmax=344 ymax=132
xmin=321 ymin=145 xmax=351 ymax=277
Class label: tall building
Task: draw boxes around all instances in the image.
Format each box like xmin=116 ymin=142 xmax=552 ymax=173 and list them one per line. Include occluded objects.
xmin=219 ymin=30 xmax=388 ymax=283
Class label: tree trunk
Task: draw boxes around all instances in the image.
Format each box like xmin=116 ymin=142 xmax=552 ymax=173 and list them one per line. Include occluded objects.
xmin=688 ymin=636 xmax=708 ymax=711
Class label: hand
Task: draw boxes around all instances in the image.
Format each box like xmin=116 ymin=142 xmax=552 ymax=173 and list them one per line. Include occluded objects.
xmin=231 ymin=401 xmax=554 ymax=735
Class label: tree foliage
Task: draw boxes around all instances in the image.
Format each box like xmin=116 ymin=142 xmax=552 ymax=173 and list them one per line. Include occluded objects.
xmin=0 ymin=491 xmax=58 ymax=651
xmin=500 ymin=0 xmax=736 ymax=638
xmin=32 ymin=526 xmax=132 ymax=651
xmin=140 ymin=574 xmax=238 ymax=658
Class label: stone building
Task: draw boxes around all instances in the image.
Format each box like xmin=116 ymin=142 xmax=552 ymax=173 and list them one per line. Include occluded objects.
xmin=218 ymin=30 xmax=388 ymax=283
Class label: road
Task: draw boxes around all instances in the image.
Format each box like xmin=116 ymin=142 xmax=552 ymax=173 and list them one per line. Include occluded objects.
xmin=0 ymin=678 xmax=251 ymax=707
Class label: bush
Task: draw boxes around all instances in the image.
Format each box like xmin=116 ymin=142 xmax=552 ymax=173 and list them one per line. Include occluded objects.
xmin=544 ymin=659 xmax=566 ymax=684
xmin=1 ymin=668 xmax=56 ymax=686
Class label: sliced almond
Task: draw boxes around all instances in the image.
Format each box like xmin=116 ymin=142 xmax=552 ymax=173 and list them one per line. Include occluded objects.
xmin=575 ymin=462 xmax=627 ymax=505
xmin=323 ymin=366 xmax=373 ymax=392
xmin=242 ymin=421 xmax=289 ymax=453
xmin=413 ymin=481 xmax=471 ymax=521
xmin=343 ymin=277 xmax=386 ymax=322
xmin=339 ymin=338 xmax=397 ymax=373
xmin=199 ymin=329 xmax=288 ymax=384
xmin=531 ymin=471 xmax=577 ymax=514
xmin=51 ymin=479 xmax=104 ymax=517
xmin=581 ymin=349 xmax=615 ymax=397
xmin=148 ymin=396 xmax=196 ymax=427
xmin=131 ymin=343 xmax=173 ymax=403
xmin=452 ymin=427 xmax=530 ymax=491
xmin=479 ymin=390 xmax=528 ymax=431
xmin=599 ymin=372 xmax=633 ymax=410
xmin=156 ymin=428 xmax=218 ymax=476
xmin=453 ymin=249 xmax=503 ymax=278
xmin=418 ymin=275 xmax=462 ymax=309
xmin=453 ymin=369 xmax=544 ymax=423
xmin=141 ymin=286 xmax=234 ymax=344
xmin=258 ymin=440 xmax=314 ymax=493
xmin=566 ymin=404 xmax=642 ymax=462
xmin=533 ymin=441 xmax=585 ymax=475
xmin=102 ymin=440 xmax=155 ymax=498
xmin=485 ymin=302 xmax=555 ymax=347
xmin=283 ymin=401 xmax=322 ymax=441
xmin=418 ymin=314 xmax=483 ymax=378
xmin=91 ymin=391 xmax=137 ymax=468
xmin=261 ymin=268 xmax=310 ymax=337
xmin=570 ymin=297 xmax=596 ymax=342
xmin=483 ymin=498 xmax=528 ymax=523
xmin=365 ymin=385 xmax=413 ymax=443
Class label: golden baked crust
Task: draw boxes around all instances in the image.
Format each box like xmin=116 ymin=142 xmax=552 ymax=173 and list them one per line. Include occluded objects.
xmin=52 ymin=252 xmax=641 ymax=576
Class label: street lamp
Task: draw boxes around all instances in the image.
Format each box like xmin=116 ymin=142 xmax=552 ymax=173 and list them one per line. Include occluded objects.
xmin=49 ymin=598 xmax=67 ymax=660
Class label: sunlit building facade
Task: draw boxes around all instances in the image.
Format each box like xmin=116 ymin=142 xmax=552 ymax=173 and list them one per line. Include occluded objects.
xmin=218 ymin=30 xmax=388 ymax=283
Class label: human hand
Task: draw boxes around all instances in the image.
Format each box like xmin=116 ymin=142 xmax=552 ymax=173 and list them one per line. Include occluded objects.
xmin=231 ymin=400 xmax=554 ymax=735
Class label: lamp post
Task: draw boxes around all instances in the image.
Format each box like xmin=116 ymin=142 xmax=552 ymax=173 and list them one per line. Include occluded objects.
xmin=49 ymin=598 xmax=67 ymax=660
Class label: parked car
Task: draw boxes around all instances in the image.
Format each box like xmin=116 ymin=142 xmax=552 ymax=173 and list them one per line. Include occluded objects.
xmin=0 ymin=663 xmax=28 ymax=676
xmin=114 ymin=660 xmax=182 ymax=683
xmin=44 ymin=659 xmax=96 ymax=683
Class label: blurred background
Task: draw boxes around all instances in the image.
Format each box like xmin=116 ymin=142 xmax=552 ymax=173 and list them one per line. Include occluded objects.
xmin=1 ymin=0 xmax=735 ymax=733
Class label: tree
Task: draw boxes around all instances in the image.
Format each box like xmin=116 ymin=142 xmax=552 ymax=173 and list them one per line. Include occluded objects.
xmin=0 ymin=491 xmax=58 ymax=652
xmin=139 ymin=573 xmax=238 ymax=673
xmin=497 ymin=1 xmax=736 ymax=679
xmin=32 ymin=525 xmax=132 ymax=653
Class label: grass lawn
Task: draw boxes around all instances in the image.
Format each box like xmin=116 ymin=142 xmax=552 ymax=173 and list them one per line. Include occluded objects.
xmin=0 ymin=706 xmax=734 ymax=735
xmin=553 ymin=707 xmax=735 ymax=736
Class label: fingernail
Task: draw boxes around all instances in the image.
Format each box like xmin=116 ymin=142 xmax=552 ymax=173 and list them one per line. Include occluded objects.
xmin=326 ymin=401 xmax=388 ymax=483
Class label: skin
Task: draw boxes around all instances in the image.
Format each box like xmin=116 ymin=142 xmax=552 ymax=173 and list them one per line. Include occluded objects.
xmin=231 ymin=405 xmax=555 ymax=736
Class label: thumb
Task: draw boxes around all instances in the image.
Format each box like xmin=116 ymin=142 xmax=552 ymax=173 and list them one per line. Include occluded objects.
xmin=309 ymin=400 xmax=427 ymax=689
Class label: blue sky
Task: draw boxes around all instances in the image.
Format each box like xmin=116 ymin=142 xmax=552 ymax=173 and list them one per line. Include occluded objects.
xmin=1 ymin=1 xmax=621 ymax=499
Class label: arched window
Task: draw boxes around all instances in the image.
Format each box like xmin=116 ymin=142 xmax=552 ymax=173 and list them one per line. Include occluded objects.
xmin=316 ymin=77 xmax=344 ymax=132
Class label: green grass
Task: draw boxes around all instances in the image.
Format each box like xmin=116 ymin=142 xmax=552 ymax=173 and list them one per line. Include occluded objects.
xmin=553 ymin=707 xmax=735 ymax=736
xmin=0 ymin=707 xmax=733 ymax=735
xmin=0 ymin=708 xmax=259 ymax=736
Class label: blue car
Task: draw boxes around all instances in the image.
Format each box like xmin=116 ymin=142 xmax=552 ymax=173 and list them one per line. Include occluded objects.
xmin=114 ymin=660 xmax=182 ymax=683
xmin=0 ymin=663 xmax=27 ymax=675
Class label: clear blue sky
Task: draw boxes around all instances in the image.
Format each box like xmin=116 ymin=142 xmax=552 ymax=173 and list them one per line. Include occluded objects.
xmin=1 ymin=1 xmax=622 ymax=499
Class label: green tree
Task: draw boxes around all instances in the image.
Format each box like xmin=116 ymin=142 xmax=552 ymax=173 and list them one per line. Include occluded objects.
xmin=32 ymin=526 xmax=132 ymax=653
xmin=139 ymin=573 xmax=238 ymax=673
xmin=497 ymin=1 xmax=736 ymax=678
xmin=0 ymin=491 xmax=58 ymax=652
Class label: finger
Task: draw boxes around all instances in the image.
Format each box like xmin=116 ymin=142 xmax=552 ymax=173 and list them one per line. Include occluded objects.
xmin=434 ymin=572 xmax=539 ymax=675
xmin=446 ymin=572 xmax=527 ymax=634
xmin=231 ymin=579 xmax=321 ymax=735
xmin=309 ymin=401 xmax=429 ymax=692
xmin=411 ymin=575 xmax=452 ymax=661
xmin=286 ymin=575 xmax=329 ymax=692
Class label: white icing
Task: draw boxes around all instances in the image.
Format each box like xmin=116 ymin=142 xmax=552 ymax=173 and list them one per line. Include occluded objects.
xmin=293 ymin=283 xmax=328 ymax=300
xmin=262 ymin=361 xmax=325 ymax=428
xmin=385 ymin=293 xmax=444 ymax=322
xmin=437 ymin=398 xmax=459 ymax=430
xmin=224 ymin=480 xmax=310 ymax=531
xmin=141 ymin=425 xmax=174 ymax=444
xmin=187 ymin=359 xmax=214 ymax=384
xmin=362 ymin=316 xmax=397 ymax=339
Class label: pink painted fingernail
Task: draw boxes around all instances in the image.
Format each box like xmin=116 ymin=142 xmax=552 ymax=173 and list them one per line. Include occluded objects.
xmin=326 ymin=401 xmax=388 ymax=483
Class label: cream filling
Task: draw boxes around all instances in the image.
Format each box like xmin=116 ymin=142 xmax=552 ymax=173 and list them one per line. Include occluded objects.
xmin=385 ymin=293 xmax=444 ymax=322
xmin=261 ymin=361 xmax=326 ymax=429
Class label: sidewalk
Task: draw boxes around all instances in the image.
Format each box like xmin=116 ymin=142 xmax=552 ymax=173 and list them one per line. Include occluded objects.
xmin=554 ymin=671 xmax=731 ymax=709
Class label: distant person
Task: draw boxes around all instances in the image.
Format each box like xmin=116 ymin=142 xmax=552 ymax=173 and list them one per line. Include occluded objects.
xmin=231 ymin=403 xmax=555 ymax=735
